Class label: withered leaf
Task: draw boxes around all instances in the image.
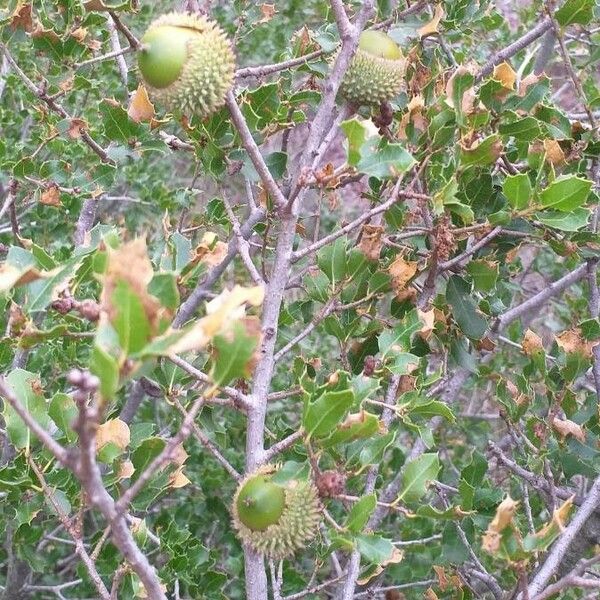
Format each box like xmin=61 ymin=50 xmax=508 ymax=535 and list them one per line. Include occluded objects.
xmin=522 ymin=329 xmax=543 ymax=355
xmin=358 ymin=224 xmax=384 ymax=261
xmin=67 ymin=118 xmax=87 ymax=139
xmin=389 ymin=256 xmax=418 ymax=295
xmin=543 ymin=139 xmax=566 ymax=165
xmin=258 ymin=3 xmax=277 ymax=23
xmin=552 ymin=417 xmax=585 ymax=443
xmin=11 ymin=2 xmax=33 ymax=31
xmin=96 ymin=418 xmax=130 ymax=451
xmin=40 ymin=184 xmax=62 ymax=207
xmin=128 ymin=85 xmax=155 ymax=123
xmin=493 ymin=62 xmax=516 ymax=90
xmin=100 ymin=238 xmax=162 ymax=336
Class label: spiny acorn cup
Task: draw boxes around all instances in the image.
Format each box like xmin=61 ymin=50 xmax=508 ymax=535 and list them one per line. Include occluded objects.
xmin=339 ymin=29 xmax=405 ymax=107
xmin=232 ymin=464 xmax=321 ymax=559
xmin=137 ymin=12 xmax=235 ymax=117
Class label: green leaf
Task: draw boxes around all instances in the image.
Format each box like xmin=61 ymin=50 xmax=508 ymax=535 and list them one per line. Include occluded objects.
xmin=211 ymin=321 xmax=259 ymax=387
xmin=555 ymin=0 xmax=595 ymax=25
xmin=356 ymin=138 xmax=415 ymax=178
xmin=1 ymin=370 xmax=50 ymax=450
xmin=467 ymin=260 xmax=499 ymax=293
xmin=90 ymin=321 xmax=121 ymax=401
xmin=26 ymin=255 xmax=85 ymax=313
xmin=131 ymin=437 xmax=167 ymax=481
xmin=446 ymin=275 xmax=487 ymax=339
xmin=404 ymin=398 xmax=456 ymax=423
xmin=499 ymin=117 xmax=543 ymax=142
xmin=398 ymin=453 xmax=440 ymax=504
xmin=49 ymin=393 xmax=78 ymax=443
xmin=378 ymin=311 xmax=421 ymax=358
xmin=99 ymin=99 xmax=138 ymax=142
xmin=111 ymin=280 xmax=153 ymax=355
xmin=341 ymin=118 xmax=368 ymax=166
xmin=346 ymin=494 xmax=376 ymax=533
xmin=317 ymin=236 xmax=347 ymax=287
xmin=459 ymin=451 xmax=488 ymax=510
xmin=304 ymin=388 xmax=354 ymax=439
xmin=539 ymin=175 xmax=592 ymax=212
xmin=388 ymin=352 xmax=420 ymax=375
xmin=535 ymin=208 xmax=590 ymax=231
xmin=148 ymin=273 xmax=180 ymax=311
xmin=503 ymin=173 xmax=531 ymax=210
xmin=322 ymin=411 xmax=382 ymax=447
xmin=416 ymin=504 xmax=472 ymax=519
xmin=460 ymin=134 xmax=501 ymax=166
xmin=355 ymin=534 xmax=396 ymax=564
xmin=359 ymin=431 xmax=396 ymax=467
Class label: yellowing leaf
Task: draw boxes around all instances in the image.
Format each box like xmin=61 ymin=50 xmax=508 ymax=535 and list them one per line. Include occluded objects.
xmin=398 ymin=94 xmax=428 ymax=139
xmin=555 ymin=328 xmax=593 ymax=358
xmin=389 ymin=256 xmax=418 ymax=295
xmin=418 ymin=308 xmax=435 ymax=340
xmin=117 ymin=460 xmax=135 ymax=480
xmin=358 ymin=224 xmax=384 ymax=261
xmin=492 ymin=62 xmax=516 ymax=90
xmin=552 ymin=417 xmax=586 ymax=443
xmin=445 ymin=66 xmax=478 ymax=114
xmin=519 ymin=73 xmax=541 ymax=96
xmin=482 ymin=495 xmax=519 ymax=554
xmin=128 ymin=85 xmax=155 ymax=123
xmin=169 ymin=467 xmax=191 ymax=488
xmin=522 ymin=329 xmax=543 ymax=355
xmin=418 ymin=4 xmax=444 ymax=38
xmin=0 ymin=263 xmax=44 ymax=292
xmin=96 ymin=418 xmax=130 ymax=451
xmin=100 ymin=238 xmax=162 ymax=336
xmin=170 ymin=443 xmax=188 ymax=466
xmin=192 ymin=232 xmax=228 ymax=267
xmin=165 ymin=285 xmax=264 ymax=355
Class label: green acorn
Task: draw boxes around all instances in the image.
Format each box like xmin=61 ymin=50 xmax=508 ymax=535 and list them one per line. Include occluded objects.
xmin=137 ymin=12 xmax=235 ymax=117
xmin=339 ymin=29 xmax=405 ymax=107
xmin=232 ymin=465 xmax=321 ymax=559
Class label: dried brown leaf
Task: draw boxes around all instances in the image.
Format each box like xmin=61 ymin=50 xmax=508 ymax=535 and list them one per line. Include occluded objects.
xmin=128 ymin=85 xmax=155 ymax=123
xmin=358 ymin=224 xmax=384 ymax=261
xmin=100 ymin=238 xmax=162 ymax=335
xmin=522 ymin=329 xmax=543 ymax=356
xmin=258 ymin=3 xmax=277 ymax=23
xmin=389 ymin=256 xmax=418 ymax=295
xmin=543 ymin=139 xmax=566 ymax=165
xmin=552 ymin=417 xmax=585 ymax=443
xmin=67 ymin=118 xmax=87 ymax=139
xmin=11 ymin=2 xmax=33 ymax=31
xmin=40 ymin=184 xmax=62 ymax=207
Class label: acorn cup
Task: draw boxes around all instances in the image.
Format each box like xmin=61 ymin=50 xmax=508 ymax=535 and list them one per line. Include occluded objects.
xmin=339 ymin=29 xmax=406 ymax=107
xmin=232 ymin=464 xmax=322 ymax=559
xmin=137 ymin=12 xmax=235 ymax=117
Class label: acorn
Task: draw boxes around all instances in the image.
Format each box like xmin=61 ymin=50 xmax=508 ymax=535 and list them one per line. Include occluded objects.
xmin=137 ymin=12 xmax=235 ymax=117
xmin=339 ymin=29 xmax=405 ymax=107
xmin=232 ymin=464 xmax=321 ymax=559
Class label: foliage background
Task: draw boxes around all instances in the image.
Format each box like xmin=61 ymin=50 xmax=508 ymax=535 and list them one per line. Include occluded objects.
xmin=0 ymin=0 xmax=599 ymax=599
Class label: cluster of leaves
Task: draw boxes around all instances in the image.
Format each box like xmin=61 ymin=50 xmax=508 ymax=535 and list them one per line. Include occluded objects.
xmin=0 ymin=0 xmax=599 ymax=599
